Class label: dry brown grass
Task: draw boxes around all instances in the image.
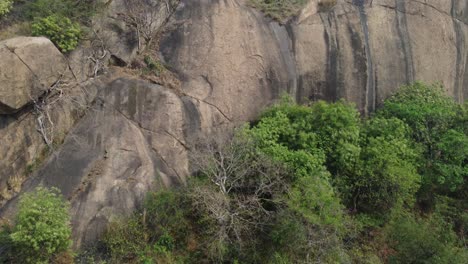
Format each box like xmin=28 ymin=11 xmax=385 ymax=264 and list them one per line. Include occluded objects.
xmin=0 ymin=22 xmax=31 ymax=41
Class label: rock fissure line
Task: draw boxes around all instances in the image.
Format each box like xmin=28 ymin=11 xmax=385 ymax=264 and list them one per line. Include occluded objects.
xmin=375 ymin=1 xmax=468 ymax=26
xmin=151 ymin=146 xmax=183 ymax=183
xmin=116 ymin=107 xmax=183 ymax=184
xmin=183 ymin=94 xmax=233 ymax=122
xmin=6 ymin=46 xmax=42 ymax=85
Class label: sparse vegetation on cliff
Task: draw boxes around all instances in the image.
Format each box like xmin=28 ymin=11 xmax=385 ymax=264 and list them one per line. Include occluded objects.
xmin=32 ymin=15 xmax=82 ymax=52
xmin=249 ymin=0 xmax=308 ymax=22
xmin=0 ymin=0 xmax=100 ymax=49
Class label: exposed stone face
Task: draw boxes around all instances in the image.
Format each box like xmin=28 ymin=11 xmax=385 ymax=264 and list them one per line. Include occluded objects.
xmin=161 ymin=0 xmax=294 ymax=122
xmin=162 ymin=0 xmax=468 ymax=117
xmin=295 ymin=0 xmax=468 ymax=113
xmin=0 ymin=37 xmax=69 ymax=114
xmin=1 ymin=79 xmax=192 ymax=247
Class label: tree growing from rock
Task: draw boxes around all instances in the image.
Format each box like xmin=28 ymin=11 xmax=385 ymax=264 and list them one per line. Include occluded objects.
xmin=119 ymin=0 xmax=174 ymax=52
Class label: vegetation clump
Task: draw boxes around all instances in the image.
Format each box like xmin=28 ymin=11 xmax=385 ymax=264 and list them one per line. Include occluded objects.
xmin=0 ymin=0 xmax=13 ymax=17
xmin=31 ymin=15 xmax=81 ymax=52
xmin=249 ymin=0 xmax=308 ymax=22
xmin=0 ymin=187 xmax=72 ymax=263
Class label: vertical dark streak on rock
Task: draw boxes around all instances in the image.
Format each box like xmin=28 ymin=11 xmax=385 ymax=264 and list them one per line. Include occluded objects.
xmin=320 ymin=12 xmax=339 ymax=102
xmin=285 ymin=23 xmax=298 ymax=97
xmin=269 ymin=22 xmax=298 ymax=99
xmin=181 ymin=97 xmax=201 ymax=140
xmin=354 ymin=0 xmax=375 ymax=114
xmin=451 ymin=0 xmax=464 ymax=103
xmin=396 ymin=0 xmax=415 ymax=84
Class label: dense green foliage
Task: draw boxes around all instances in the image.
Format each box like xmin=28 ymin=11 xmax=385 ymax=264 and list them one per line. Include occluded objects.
xmin=385 ymin=211 xmax=467 ymax=264
xmin=0 ymin=187 xmax=72 ymax=263
xmin=32 ymin=15 xmax=81 ymax=52
xmin=0 ymin=0 xmax=13 ymax=17
xmin=377 ymin=82 xmax=467 ymax=199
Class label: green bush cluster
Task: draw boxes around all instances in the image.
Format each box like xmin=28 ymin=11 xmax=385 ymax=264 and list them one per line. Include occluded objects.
xmin=0 ymin=0 xmax=13 ymax=17
xmin=0 ymin=187 xmax=72 ymax=263
xmin=3 ymin=0 xmax=99 ymax=51
xmin=143 ymin=55 xmax=166 ymax=77
xmin=100 ymin=190 xmax=189 ymax=263
xmin=32 ymin=15 xmax=81 ymax=52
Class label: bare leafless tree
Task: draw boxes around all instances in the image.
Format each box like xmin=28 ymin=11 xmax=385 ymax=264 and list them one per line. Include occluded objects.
xmin=189 ymin=134 xmax=289 ymax=260
xmin=118 ymin=0 xmax=175 ymax=52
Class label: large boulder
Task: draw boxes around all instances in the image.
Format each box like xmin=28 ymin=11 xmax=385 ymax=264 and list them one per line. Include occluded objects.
xmin=0 ymin=37 xmax=70 ymax=114
xmin=1 ymin=78 xmax=196 ymax=247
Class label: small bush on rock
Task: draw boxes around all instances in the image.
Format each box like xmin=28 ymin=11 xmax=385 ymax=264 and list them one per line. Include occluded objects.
xmin=0 ymin=0 xmax=13 ymax=17
xmin=8 ymin=187 xmax=72 ymax=263
xmin=32 ymin=14 xmax=81 ymax=52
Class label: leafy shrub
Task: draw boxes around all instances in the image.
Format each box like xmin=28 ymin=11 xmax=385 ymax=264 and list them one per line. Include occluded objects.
xmin=378 ymin=82 xmax=466 ymax=194
xmin=102 ymin=216 xmax=148 ymax=262
xmin=8 ymin=187 xmax=72 ymax=263
xmin=32 ymin=15 xmax=81 ymax=52
xmin=349 ymin=117 xmax=420 ymax=215
xmin=0 ymin=0 xmax=13 ymax=17
xmin=385 ymin=212 xmax=468 ymax=264
xmin=144 ymin=189 xmax=190 ymax=247
xmin=249 ymin=0 xmax=308 ymax=22
xmin=24 ymin=0 xmax=97 ymax=22
xmin=102 ymin=189 xmax=191 ymax=263
xmin=143 ymin=55 xmax=166 ymax=77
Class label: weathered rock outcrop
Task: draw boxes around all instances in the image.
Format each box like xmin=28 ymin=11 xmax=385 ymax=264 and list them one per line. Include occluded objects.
xmin=162 ymin=0 xmax=468 ymax=116
xmin=297 ymin=0 xmax=468 ymax=113
xmin=93 ymin=0 xmax=179 ymax=65
xmin=1 ymin=0 xmax=467 ymax=248
xmin=3 ymin=79 xmax=189 ymax=246
xmin=0 ymin=37 xmax=71 ymax=114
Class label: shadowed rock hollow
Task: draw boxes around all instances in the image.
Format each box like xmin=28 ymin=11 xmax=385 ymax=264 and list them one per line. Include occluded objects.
xmin=0 ymin=0 xmax=467 ymax=247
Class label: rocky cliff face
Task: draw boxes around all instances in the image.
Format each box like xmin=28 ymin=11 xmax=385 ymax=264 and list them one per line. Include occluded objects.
xmin=0 ymin=0 xmax=467 ymax=247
